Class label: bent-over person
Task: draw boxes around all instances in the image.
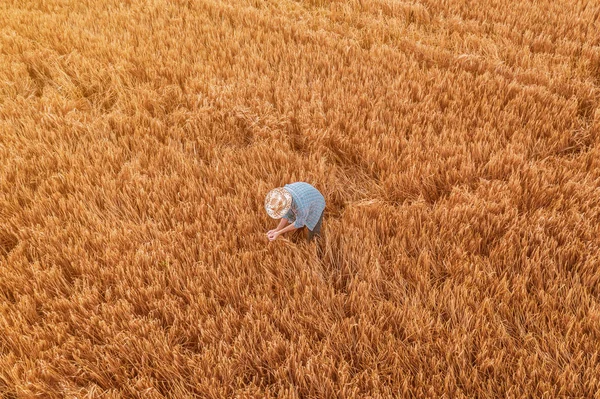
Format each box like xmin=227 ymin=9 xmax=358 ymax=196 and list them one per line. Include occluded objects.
xmin=265 ymin=182 xmax=325 ymax=242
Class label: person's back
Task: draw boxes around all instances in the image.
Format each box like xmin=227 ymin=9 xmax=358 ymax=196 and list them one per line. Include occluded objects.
xmin=265 ymin=182 xmax=326 ymax=242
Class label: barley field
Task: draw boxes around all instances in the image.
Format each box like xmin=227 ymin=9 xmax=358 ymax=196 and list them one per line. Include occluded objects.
xmin=1 ymin=0 xmax=599 ymax=397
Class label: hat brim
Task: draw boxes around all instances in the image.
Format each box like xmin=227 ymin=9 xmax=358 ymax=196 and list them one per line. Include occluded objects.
xmin=265 ymin=188 xmax=292 ymax=219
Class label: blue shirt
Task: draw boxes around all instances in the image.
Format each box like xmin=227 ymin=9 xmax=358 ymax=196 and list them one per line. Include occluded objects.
xmin=283 ymin=182 xmax=326 ymax=230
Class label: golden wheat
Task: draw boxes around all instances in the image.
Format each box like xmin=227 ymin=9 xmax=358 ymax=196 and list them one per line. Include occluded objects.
xmin=1 ymin=0 xmax=599 ymax=397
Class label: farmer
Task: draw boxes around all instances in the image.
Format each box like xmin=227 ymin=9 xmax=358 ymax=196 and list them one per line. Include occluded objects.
xmin=265 ymin=182 xmax=326 ymax=242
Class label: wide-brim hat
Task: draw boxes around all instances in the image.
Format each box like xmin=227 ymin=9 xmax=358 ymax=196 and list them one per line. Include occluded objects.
xmin=265 ymin=187 xmax=292 ymax=219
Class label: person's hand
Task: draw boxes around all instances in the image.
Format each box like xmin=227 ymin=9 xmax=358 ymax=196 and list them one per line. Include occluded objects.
xmin=267 ymin=229 xmax=278 ymax=236
xmin=267 ymin=230 xmax=280 ymax=241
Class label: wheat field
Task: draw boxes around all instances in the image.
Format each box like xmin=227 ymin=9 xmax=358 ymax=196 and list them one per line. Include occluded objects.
xmin=1 ymin=0 xmax=599 ymax=397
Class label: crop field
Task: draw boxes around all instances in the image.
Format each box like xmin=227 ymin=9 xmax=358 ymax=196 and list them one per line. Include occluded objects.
xmin=1 ymin=0 xmax=600 ymax=397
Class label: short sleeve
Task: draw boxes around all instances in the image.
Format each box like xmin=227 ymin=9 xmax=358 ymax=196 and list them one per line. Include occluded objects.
xmin=283 ymin=208 xmax=295 ymax=222
xmin=293 ymin=209 xmax=307 ymax=228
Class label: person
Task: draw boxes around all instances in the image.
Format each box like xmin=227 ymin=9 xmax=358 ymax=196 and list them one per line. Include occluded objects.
xmin=265 ymin=182 xmax=326 ymax=242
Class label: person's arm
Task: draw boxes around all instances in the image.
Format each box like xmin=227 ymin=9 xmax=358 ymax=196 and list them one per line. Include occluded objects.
xmin=268 ymin=218 xmax=289 ymax=235
xmin=269 ymin=223 xmax=298 ymax=241
xmin=277 ymin=223 xmax=298 ymax=235
xmin=276 ymin=218 xmax=289 ymax=231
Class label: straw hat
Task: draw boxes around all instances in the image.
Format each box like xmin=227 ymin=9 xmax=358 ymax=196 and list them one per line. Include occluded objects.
xmin=265 ymin=187 xmax=292 ymax=219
